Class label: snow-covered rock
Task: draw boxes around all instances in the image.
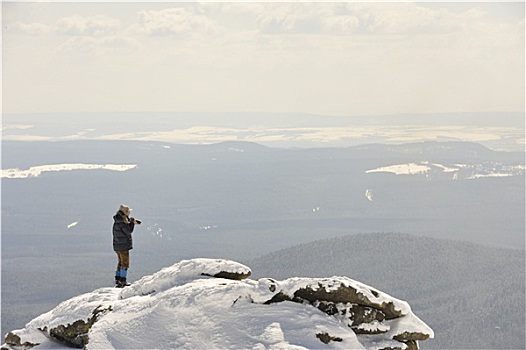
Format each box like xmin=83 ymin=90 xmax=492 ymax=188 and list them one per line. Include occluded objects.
xmin=2 ymin=258 xmax=433 ymax=350
xmin=119 ymin=258 xmax=252 ymax=299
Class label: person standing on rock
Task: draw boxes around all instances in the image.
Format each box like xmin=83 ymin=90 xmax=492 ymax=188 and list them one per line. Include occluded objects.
xmin=113 ymin=204 xmax=141 ymax=288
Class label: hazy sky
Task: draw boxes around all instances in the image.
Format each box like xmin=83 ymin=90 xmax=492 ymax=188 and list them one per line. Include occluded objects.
xmin=2 ymin=1 xmax=525 ymax=116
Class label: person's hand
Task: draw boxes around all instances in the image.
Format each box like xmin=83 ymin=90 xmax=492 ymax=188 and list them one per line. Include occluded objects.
xmin=132 ymin=218 xmax=141 ymax=225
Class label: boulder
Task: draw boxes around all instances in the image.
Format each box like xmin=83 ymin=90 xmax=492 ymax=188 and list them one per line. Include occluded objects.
xmin=262 ymin=276 xmax=433 ymax=349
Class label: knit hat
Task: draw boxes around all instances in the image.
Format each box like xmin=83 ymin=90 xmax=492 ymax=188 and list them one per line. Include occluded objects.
xmin=119 ymin=204 xmax=132 ymax=215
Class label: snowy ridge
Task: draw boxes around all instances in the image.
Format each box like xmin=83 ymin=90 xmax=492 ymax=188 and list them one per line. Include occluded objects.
xmin=2 ymin=258 xmax=433 ymax=350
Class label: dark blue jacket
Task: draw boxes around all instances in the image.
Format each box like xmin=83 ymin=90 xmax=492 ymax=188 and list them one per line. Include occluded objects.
xmin=113 ymin=211 xmax=135 ymax=251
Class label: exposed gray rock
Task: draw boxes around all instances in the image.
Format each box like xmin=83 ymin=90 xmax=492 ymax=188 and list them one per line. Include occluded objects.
xmin=262 ymin=278 xmax=432 ymax=349
xmin=292 ymin=283 xmax=402 ymax=320
xmin=49 ymin=320 xmax=90 ymax=349
xmin=202 ymin=269 xmax=251 ymax=280
xmin=263 ymin=291 xmax=292 ymax=304
xmin=3 ymin=332 xmax=39 ymax=349
xmin=317 ymin=301 xmax=386 ymax=327
xmin=316 ymin=332 xmax=343 ymax=344
xmin=394 ymin=331 xmax=431 ymax=341
xmin=48 ymin=305 xmax=112 ymax=349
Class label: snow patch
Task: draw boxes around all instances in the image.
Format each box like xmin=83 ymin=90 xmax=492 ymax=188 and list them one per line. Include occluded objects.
xmin=1 ymin=164 xmax=137 ymax=179
xmin=0 ymin=124 xmax=34 ymax=131
xmin=354 ymin=320 xmax=390 ymax=333
xmin=431 ymin=163 xmax=458 ymax=172
xmin=366 ymin=161 xmax=524 ymax=180
xmin=27 ymin=288 xmax=119 ymax=331
xmin=366 ymin=163 xmax=430 ymax=175
xmin=365 ymin=189 xmax=373 ymax=202
xmin=467 ymin=173 xmax=514 ymax=179
xmin=67 ymin=221 xmax=79 ymax=229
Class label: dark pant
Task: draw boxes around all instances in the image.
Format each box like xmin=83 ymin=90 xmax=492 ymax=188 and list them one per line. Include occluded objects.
xmin=116 ymin=250 xmax=130 ymax=271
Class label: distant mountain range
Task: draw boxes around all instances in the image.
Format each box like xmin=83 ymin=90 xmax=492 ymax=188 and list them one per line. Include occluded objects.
xmin=2 ymin=111 xmax=524 ymax=151
xmin=249 ymin=233 xmax=526 ymax=350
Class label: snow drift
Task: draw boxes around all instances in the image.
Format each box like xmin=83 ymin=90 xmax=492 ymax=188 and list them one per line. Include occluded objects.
xmin=2 ymin=258 xmax=433 ymax=350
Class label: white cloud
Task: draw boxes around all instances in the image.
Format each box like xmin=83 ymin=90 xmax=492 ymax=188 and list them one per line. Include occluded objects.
xmin=323 ymin=15 xmax=361 ymax=34
xmin=10 ymin=22 xmax=52 ymax=35
xmin=57 ymin=35 xmax=141 ymax=56
xmin=136 ymin=7 xmax=223 ymax=36
xmin=256 ymin=4 xmax=322 ymax=35
xmin=253 ymin=3 xmax=437 ymax=36
xmin=2 ymin=2 xmax=524 ymax=115
xmin=56 ymin=14 xmax=121 ymax=36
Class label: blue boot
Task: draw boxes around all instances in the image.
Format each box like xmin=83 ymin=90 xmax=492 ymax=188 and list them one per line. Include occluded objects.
xmin=115 ymin=270 xmax=121 ymax=287
xmin=118 ymin=268 xmax=130 ymax=287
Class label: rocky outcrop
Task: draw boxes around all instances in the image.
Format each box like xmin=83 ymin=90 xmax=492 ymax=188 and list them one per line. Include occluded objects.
xmin=262 ymin=277 xmax=432 ymax=349
xmin=44 ymin=305 xmax=112 ymax=348
xmin=2 ymin=258 xmax=433 ymax=350
xmin=292 ymin=282 xmax=403 ymax=319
